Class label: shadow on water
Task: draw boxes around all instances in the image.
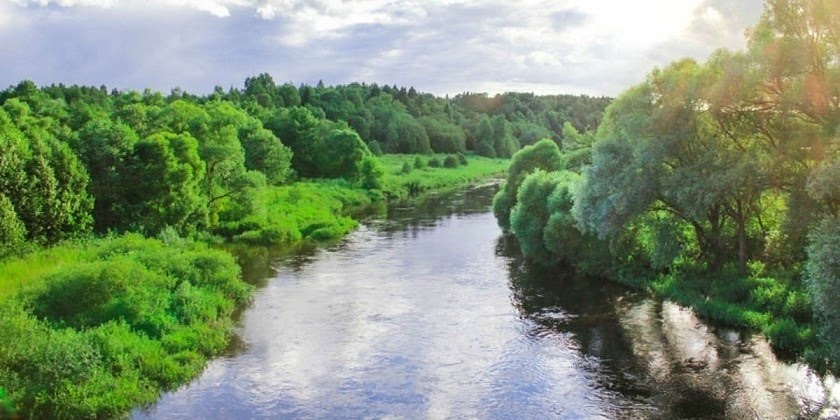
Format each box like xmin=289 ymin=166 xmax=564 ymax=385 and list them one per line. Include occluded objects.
xmin=135 ymin=181 xmax=839 ymax=419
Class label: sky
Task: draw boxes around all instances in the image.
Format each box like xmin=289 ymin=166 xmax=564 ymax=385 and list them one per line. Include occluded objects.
xmin=0 ymin=0 xmax=765 ymax=97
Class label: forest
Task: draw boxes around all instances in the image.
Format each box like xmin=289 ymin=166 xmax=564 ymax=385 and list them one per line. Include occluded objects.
xmin=0 ymin=70 xmax=606 ymax=417
xmin=494 ymin=0 xmax=839 ymax=373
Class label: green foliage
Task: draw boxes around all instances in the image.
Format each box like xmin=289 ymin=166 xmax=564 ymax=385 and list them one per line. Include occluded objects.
xmin=457 ymin=153 xmax=468 ymax=165
xmin=414 ymin=155 xmax=427 ymax=169
xmin=378 ymin=154 xmax=509 ymax=199
xmin=240 ymin=123 xmax=293 ymax=185
xmin=420 ymin=116 xmax=466 ymax=153
xmin=226 ymin=181 xmax=370 ymax=245
xmin=0 ymin=107 xmax=93 ymax=244
xmin=360 ymin=156 xmax=385 ymax=190
xmin=443 ymin=155 xmax=460 ymax=168
xmin=401 ymin=161 xmax=413 ymax=174
xmin=123 ymin=132 xmax=206 ymax=235
xmin=493 ymin=139 xmax=563 ymax=231
xmin=510 ymin=171 xmax=567 ymax=262
xmin=805 ymin=217 xmax=840 ymax=365
xmin=475 ymin=139 xmax=497 ymax=158
xmin=0 ymin=235 xmax=251 ymax=418
xmin=428 ymin=156 xmax=442 ymax=168
xmin=315 ymin=129 xmax=371 ymax=180
xmin=0 ymin=386 xmax=14 ymax=416
xmin=0 ymin=194 xmax=26 ymax=258
xmin=73 ymin=118 xmax=139 ymax=232
xmin=367 ymin=140 xmax=383 ymax=156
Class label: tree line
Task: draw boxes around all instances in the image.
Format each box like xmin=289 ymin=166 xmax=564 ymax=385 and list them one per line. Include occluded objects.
xmin=495 ymin=0 xmax=840 ymax=369
xmin=0 ymin=77 xmax=608 ymax=255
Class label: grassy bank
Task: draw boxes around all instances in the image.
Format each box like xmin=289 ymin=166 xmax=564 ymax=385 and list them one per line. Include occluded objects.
xmin=639 ymin=268 xmax=819 ymax=364
xmin=216 ymin=154 xmax=509 ymax=246
xmin=0 ymin=234 xmax=252 ymax=418
xmin=379 ymin=154 xmax=509 ymax=199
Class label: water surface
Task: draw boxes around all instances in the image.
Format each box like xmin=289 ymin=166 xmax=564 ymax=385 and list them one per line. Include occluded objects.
xmin=136 ymin=184 xmax=840 ymax=419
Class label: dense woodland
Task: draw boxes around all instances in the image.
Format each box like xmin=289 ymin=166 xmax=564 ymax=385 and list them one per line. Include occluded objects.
xmin=495 ymin=0 xmax=840 ymax=371
xmin=0 ymin=74 xmax=608 ymax=250
xmin=0 ymin=64 xmax=607 ymax=416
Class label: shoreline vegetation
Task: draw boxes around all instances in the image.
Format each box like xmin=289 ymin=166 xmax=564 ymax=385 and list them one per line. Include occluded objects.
xmin=492 ymin=0 xmax=839 ymax=380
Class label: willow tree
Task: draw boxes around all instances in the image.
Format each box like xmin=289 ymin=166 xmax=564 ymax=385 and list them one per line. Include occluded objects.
xmin=574 ymin=59 xmax=769 ymax=274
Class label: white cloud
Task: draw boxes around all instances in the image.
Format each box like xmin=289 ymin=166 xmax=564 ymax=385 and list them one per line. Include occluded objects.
xmin=0 ymin=0 xmax=765 ymax=96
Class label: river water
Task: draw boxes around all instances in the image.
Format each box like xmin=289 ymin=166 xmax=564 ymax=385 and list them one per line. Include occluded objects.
xmin=135 ymin=183 xmax=840 ymax=419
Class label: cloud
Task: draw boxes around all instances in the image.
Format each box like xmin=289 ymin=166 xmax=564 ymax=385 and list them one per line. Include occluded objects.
xmin=0 ymin=0 xmax=765 ymax=96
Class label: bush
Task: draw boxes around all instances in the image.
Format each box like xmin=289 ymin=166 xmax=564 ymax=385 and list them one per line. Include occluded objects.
xmin=428 ymin=156 xmax=442 ymax=168
xmin=443 ymin=155 xmax=460 ymax=168
xmin=457 ymin=153 xmax=468 ymax=166
xmin=494 ymin=139 xmax=563 ymax=231
xmin=0 ymin=235 xmax=252 ymax=418
xmin=359 ymin=156 xmax=384 ymax=190
xmin=401 ymin=162 xmax=413 ymax=174
xmin=367 ymin=140 xmax=383 ymax=156
xmin=0 ymin=386 xmax=15 ymax=417
xmin=475 ymin=140 xmax=497 ymax=158
xmin=414 ymin=155 xmax=427 ymax=169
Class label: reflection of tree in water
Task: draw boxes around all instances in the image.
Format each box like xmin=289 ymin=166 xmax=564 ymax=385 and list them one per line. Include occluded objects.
xmin=373 ymin=182 xmax=503 ymax=238
xmin=500 ymin=228 xmax=819 ymax=418
xmin=496 ymin=235 xmax=659 ymax=413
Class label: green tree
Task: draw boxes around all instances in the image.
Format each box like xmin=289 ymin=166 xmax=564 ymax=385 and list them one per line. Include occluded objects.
xmin=360 ymin=155 xmax=385 ymax=189
xmin=239 ymin=123 xmax=293 ymax=185
xmin=73 ymin=118 xmax=139 ymax=231
xmin=123 ymin=132 xmax=206 ymax=235
xmin=314 ymin=129 xmax=372 ymax=179
xmin=510 ymin=170 xmax=565 ymax=262
xmin=0 ymin=194 xmax=26 ymax=258
xmin=493 ymin=139 xmax=563 ymax=231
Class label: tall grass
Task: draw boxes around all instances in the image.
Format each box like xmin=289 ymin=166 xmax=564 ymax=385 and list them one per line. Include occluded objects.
xmin=379 ymin=154 xmax=509 ymax=199
xmin=0 ymin=234 xmax=252 ymax=418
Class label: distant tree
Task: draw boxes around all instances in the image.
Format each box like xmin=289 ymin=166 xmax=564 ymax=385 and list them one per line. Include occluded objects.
xmin=315 ymin=129 xmax=371 ymax=179
xmin=239 ymin=122 xmax=293 ymax=185
xmin=443 ymin=155 xmax=460 ymax=168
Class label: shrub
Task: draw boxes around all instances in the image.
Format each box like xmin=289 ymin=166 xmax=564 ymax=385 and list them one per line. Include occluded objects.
xmin=457 ymin=153 xmax=468 ymax=165
xmin=494 ymin=139 xmax=563 ymax=231
xmin=401 ymin=162 xmax=413 ymax=174
xmin=0 ymin=235 xmax=252 ymax=417
xmin=428 ymin=156 xmax=442 ymax=168
xmin=443 ymin=155 xmax=460 ymax=168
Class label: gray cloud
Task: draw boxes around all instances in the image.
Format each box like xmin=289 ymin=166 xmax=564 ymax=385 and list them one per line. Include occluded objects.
xmin=0 ymin=0 xmax=765 ymax=96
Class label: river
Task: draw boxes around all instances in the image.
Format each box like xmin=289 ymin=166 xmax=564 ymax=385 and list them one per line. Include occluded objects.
xmin=135 ymin=183 xmax=840 ymax=419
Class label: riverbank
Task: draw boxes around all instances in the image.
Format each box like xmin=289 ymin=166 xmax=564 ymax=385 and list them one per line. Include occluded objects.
xmin=0 ymin=154 xmax=509 ymax=418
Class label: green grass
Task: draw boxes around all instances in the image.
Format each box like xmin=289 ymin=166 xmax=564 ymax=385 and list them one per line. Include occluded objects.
xmin=0 ymin=234 xmax=252 ymax=418
xmin=217 ymin=180 xmax=376 ymax=245
xmin=217 ymin=155 xmax=509 ymax=245
xmin=0 ymin=241 xmax=97 ymax=300
xmin=379 ymin=154 xmax=509 ymax=199
xmin=639 ymin=267 xmax=818 ymax=361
